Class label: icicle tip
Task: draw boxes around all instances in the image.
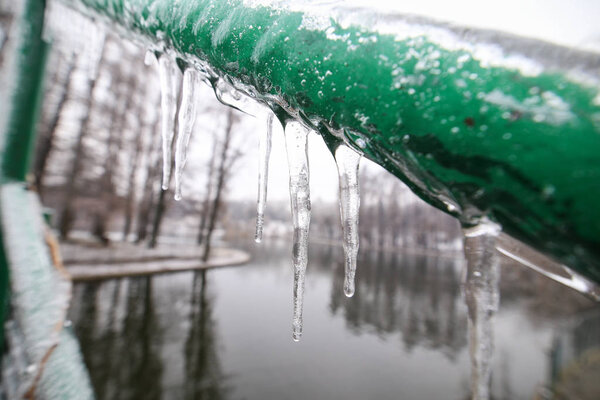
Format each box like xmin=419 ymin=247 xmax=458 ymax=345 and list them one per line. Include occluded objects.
xmin=344 ymin=282 xmax=355 ymax=298
xmin=292 ymin=329 xmax=302 ymax=342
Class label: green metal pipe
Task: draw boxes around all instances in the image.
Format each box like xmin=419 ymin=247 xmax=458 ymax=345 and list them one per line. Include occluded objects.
xmin=0 ymin=0 xmax=49 ymax=182
xmin=66 ymin=0 xmax=600 ymax=282
xmin=0 ymin=0 xmax=48 ymax=350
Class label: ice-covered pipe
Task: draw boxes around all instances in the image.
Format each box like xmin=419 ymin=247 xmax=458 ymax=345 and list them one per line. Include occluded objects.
xmin=59 ymin=0 xmax=600 ymax=286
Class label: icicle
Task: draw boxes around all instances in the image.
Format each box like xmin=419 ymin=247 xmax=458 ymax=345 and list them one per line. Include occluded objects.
xmin=174 ymin=68 xmax=201 ymax=200
xmin=158 ymin=55 xmax=182 ymax=190
xmin=284 ymin=121 xmax=312 ymax=342
xmin=334 ymin=145 xmax=361 ymax=297
xmin=254 ymin=111 xmax=274 ymax=243
xmin=462 ymin=221 xmax=501 ymax=400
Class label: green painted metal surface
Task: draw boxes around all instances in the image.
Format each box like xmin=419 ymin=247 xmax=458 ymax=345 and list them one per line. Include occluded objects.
xmin=0 ymin=0 xmax=49 ymax=182
xmin=0 ymin=183 xmax=94 ymax=399
xmin=0 ymin=0 xmax=94 ymax=396
xmin=0 ymin=0 xmax=49 ymax=351
xmin=68 ymin=0 xmax=600 ymax=282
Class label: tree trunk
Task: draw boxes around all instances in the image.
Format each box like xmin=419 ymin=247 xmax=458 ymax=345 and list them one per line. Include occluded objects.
xmin=93 ymin=72 xmax=131 ymax=244
xmin=197 ymin=138 xmax=219 ymax=246
xmin=135 ymin=108 xmax=162 ymax=243
xmin=148 ymin=184 xmax=170 ymax=249
xmin=121 ymin=78 xmax=145 ymax=241
xmin=202 ymin=109 xmax=235 ymax=262
xmin=34 ymin=57 xmax=76 ymax=197
xmin=57 ymin=50 xmax=105 ymax=239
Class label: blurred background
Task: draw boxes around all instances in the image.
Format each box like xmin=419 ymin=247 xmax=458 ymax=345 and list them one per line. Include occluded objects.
xmin=28 ymin=19 xmax=600 ymax=400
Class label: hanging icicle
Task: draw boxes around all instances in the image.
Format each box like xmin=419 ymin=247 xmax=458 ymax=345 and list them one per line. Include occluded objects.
xmin=462 ymin=221 xmax=501 ymax=400
xmin=334 ymin=145 xmax=361 ymax=297
xmin=174 ymin=68 xmax=201 ymax=200
xmin=157 ymin=55 xmax=182 ymax=190
xmin=255 ymin=111 xmax=274 ymax=243
xmin=284 ymin=121 xmax=312 ymax=342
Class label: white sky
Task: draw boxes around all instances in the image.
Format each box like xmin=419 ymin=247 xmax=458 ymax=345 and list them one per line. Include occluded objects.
xmin=343 ymin=0 xmax=600 ymax=52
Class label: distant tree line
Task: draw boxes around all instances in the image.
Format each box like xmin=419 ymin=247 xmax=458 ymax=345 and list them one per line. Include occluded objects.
xmin=34 ymin=33 xmax=244 ymax=260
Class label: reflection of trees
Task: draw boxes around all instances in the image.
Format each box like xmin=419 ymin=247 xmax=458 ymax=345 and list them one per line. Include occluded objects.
xmin=549 ymin=311 xmax=600 ymax=400
xmin=72 ymin=278 xmax=163 ymax=400
xmin=329 ymin=250 xmax=467 ymax=358
xmin=184 ymin=271 xmax=229 ymax=400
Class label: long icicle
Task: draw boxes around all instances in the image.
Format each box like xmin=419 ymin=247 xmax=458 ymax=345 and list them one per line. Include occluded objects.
xmin=157 ymin=55 xmax=181 ymax=190
xmin=255 ymin=111 xmax=274 ymax=243
xmin=174 ymin=68 xmax=201 ymax=200
xmin=463 ymin=221 xmax=501 ymax=400
xmin=334 ymin=145 xmax=361 ymax=297
xmin=284 ymin=121 xmax=312 ymax=342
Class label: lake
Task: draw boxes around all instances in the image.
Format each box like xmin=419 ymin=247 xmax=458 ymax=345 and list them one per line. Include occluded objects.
xmin=68 ymin=240 xmax=600 ymax=400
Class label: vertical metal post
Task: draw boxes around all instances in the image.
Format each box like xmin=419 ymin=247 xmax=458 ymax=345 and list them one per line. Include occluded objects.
xmin=0 ymin=0 xmax=48 ymax=345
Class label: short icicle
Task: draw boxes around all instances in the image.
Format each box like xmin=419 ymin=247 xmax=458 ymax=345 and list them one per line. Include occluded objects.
xmin=284 ymin=121 xmax=312 ymax=342
xmin=254 ymin=112 xmax=274 ymax=243
xmin=174 ymin=68 xmax=201 ymax=200
xmin=462 ymin=221 xmax=501 ymax=400
xmin=158 ymin=55 xmax=182 ymax=190
xmin=334 ymin=145 xmax=361 ymax=297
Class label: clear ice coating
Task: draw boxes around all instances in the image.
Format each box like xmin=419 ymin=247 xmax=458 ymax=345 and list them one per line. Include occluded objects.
xmin=214 ymin=79 xmax=262 ymax=116
xmin=254 ymin=112 xmax=274 ymax=243
xmin=334 ymin=145 xmax=361 ymax=297
xmin=284 ymin=121 xmax=312 ymax=342
xmin=158 ymin=55 xmax=182 ymax=190
xmin=174 ymin=68 xmax=201 ymax=200
xmin=462 ymin=221 xmax=501 ymax=400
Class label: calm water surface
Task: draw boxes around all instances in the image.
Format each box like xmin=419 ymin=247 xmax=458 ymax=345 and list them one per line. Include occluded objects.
xmin=68 ymin=241 xmax=600 ymax=400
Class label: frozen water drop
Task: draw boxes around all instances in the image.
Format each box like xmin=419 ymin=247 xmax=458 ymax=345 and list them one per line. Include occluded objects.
xmin=285 ymin=121 xmax=312 ymax=342
xmin=157 ymin=55 xmax=182 ymax=190
xmin=174 ymin=68 xmax=201 ymax=200
xmin=334 ymin=145 xmax=361 ymax=297
xmin=255 ymin=111 xmax=275 ymax=243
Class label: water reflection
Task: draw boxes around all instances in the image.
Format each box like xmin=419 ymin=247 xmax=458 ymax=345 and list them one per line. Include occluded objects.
xmin=549 ymin=310 xmax=600 ymax=399
xmin=329 ymin=249 xmax=467 ymax=359
xmin=68 ymin=242 xmax=600 ymax=400
xmin=184 ymin=271 xmax=229 ymax=400
xmin=71 ymin=278 xmax=163 ymax=400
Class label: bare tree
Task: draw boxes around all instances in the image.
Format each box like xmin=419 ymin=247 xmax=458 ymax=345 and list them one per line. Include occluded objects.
xmin=202 ymin=108 xmax=241 ymax=261
xmin=33 ymin=55 xmax=76 ymax=197
xmin=92 ymin=72 xmax=136 ymax=244
xmin=57 ymin=45 xmax=106 ymax=239
xmin=121 ymin=78 xmax=150 ymax=241
xmin=197 ymin=137 xmax=218 ymax=246
xmin=135 ymin=118 xmax=162 ymax=243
